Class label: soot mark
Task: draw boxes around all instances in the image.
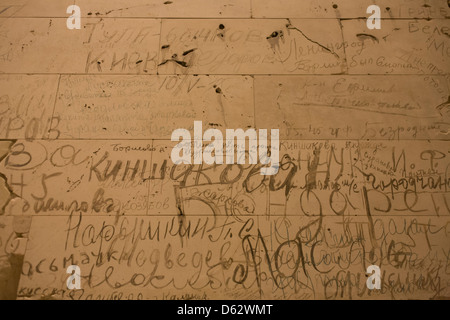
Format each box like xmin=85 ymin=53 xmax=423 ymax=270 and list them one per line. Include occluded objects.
xmin=267 ymin=31 xmax=282 ymax=39
xmin=182 ymin=48 xmax=197 ymax=56
xmin=356 ymin=33 xmax=379 ymax=43
xmin=158 ymin=60 xmax=187 ymax=68
xmin=213 ymin=86 xmax=227 ymax=126
xmin=175 ymin=60 xmax=188 ymax=67
xmin=159 ymin=52 xmax=189 ymax=68
xmin=266 ymin=30 xmax=284 ymax=52
xmin=217 ymin=24 xmax=226 ymax=39
xmin=161 ymin=44 xmax=170 ymax=49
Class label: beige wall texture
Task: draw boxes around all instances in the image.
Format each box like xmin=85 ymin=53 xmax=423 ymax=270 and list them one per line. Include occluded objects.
xmin=0 ymin=0 xmax=449 ymax=300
